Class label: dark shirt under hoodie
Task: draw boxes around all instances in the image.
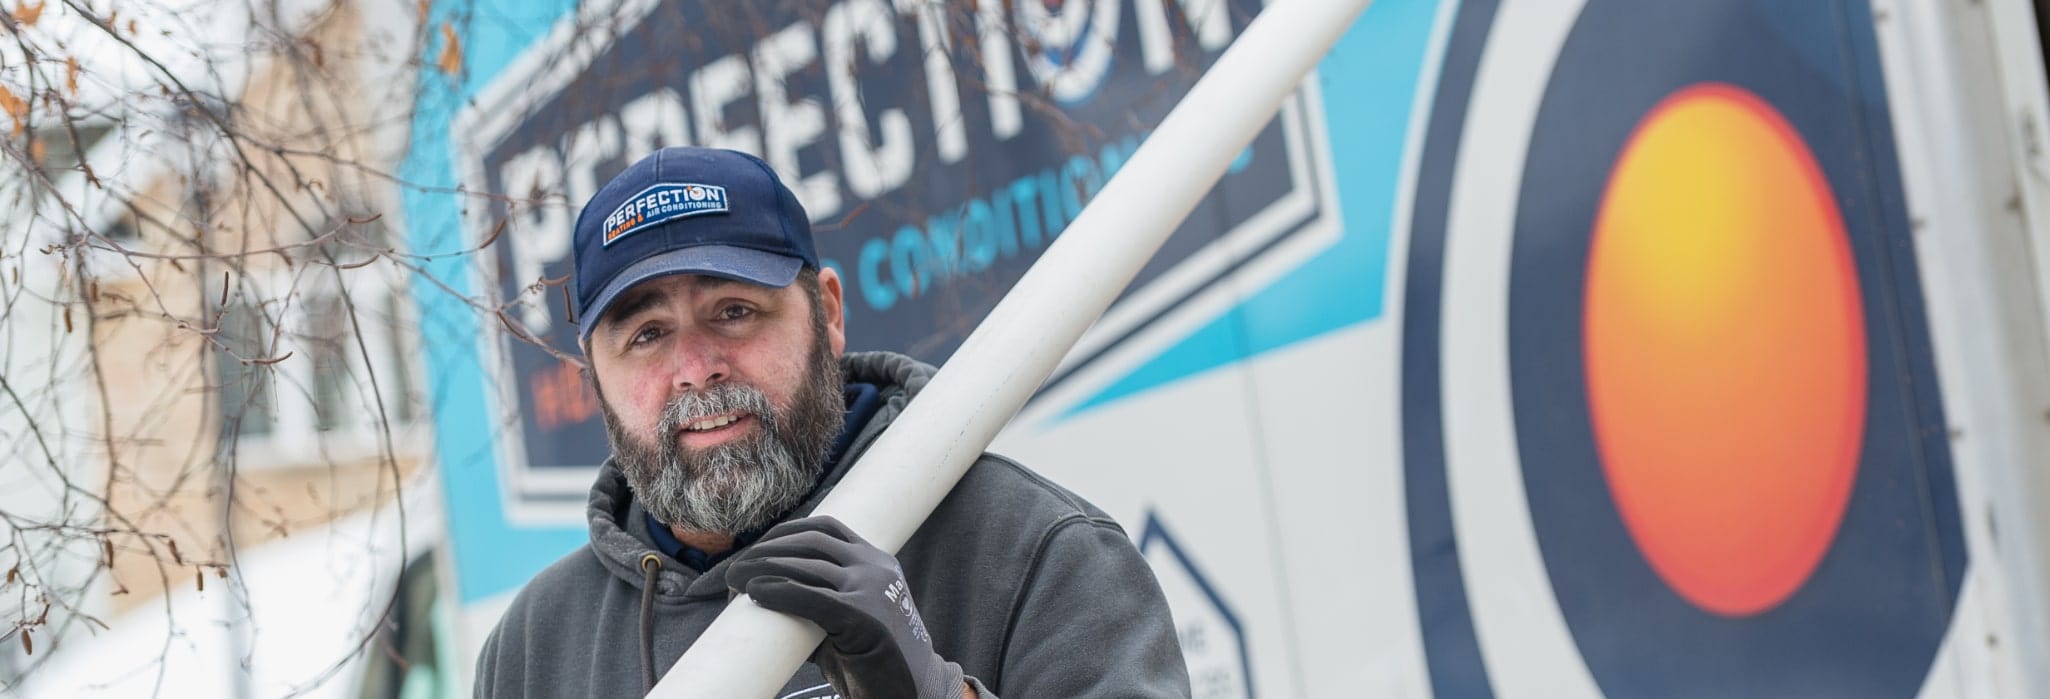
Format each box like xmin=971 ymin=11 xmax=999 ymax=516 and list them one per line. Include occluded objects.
xmin=474 ymin=351 xmax=1191 ymax=698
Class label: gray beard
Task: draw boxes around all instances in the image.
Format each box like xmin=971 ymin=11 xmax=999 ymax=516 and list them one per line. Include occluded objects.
xmin=599 ymin=341 xmax=845 ymax=536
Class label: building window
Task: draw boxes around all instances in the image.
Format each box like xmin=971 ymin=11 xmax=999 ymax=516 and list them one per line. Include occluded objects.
xmin=212 ymin=265 xmax=424 ymax=467
xmin=215 ymin=302 xmax=276 ymax=440
xmin=306 ymin=294 xmax=351 ymax=433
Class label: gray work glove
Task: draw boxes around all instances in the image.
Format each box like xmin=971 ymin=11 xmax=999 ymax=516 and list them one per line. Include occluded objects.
xmin=726 ymin=516 xmax=966 ymax=699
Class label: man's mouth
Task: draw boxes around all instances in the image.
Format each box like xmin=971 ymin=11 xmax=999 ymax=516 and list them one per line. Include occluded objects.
xmin=675 ymin=412 xmax=753 ymax=445
xmin=683 ymin=413 xmax=744 ymax=432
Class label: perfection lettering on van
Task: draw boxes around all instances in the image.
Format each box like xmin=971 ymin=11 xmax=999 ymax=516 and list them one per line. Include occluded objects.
xmin=491 ymin=0 xmax=1236 ymax=332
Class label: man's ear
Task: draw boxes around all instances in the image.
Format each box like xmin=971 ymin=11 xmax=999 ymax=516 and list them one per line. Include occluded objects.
xmin=817 ymin=266 xmax=847 ymax=356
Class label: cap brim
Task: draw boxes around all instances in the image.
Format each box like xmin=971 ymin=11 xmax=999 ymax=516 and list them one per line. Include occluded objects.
xmin=578 ymin=244 xmax=805 ymax=342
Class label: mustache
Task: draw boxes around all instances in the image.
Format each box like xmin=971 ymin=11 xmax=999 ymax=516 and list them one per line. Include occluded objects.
xmin=655 ymin=382 xmax=777 ymax=437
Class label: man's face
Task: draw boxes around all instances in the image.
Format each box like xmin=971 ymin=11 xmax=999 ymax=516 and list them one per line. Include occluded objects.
xmin=586 ymin=268 xmax=849 ymax=534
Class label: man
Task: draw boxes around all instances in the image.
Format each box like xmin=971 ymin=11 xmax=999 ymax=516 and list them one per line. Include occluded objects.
xmin=474 ymin=147 xmax=1190 ymax=698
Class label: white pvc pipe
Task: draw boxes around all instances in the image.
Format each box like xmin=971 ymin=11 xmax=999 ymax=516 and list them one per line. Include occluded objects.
xmin=656 ymin=0 xmax=1373 ymax=695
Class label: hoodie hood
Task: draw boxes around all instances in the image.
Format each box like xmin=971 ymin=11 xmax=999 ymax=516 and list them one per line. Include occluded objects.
xmin=584 ymin=351 xmax=939 ymax=601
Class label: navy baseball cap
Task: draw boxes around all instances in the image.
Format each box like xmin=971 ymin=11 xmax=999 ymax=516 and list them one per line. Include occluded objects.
xmin=572 ymin=147 xmax=818 ymax=342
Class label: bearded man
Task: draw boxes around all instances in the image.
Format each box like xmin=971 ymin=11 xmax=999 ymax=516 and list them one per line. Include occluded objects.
xmin=473 ymin=147 xmax=1190 ymax=699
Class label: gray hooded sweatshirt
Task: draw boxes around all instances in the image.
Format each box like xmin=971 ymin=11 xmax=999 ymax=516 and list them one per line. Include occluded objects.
xmin=474 ymin=351 xmax=1191 ymax=698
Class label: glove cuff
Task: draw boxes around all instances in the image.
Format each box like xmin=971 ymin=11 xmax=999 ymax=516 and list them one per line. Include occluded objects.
xmin=922 ymin=658 xmax=966 ymax=699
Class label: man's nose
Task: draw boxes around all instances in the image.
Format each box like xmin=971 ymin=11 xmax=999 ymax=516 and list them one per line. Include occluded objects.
xmin=669 ymin=343 xmax=728 ymax=392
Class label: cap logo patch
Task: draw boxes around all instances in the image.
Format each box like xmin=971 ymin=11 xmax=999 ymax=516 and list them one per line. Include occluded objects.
xmin=602 ymin=183 xmax=729 ymax=246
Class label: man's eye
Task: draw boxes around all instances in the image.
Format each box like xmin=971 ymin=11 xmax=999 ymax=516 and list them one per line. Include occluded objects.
xmin=628 ymin=326 xmax=664 ymax=347
xmin=717 ymin=305 xmax=754 ymax=321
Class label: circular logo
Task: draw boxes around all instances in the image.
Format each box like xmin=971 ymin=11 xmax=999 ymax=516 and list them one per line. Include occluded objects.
xmin=1016 ymin=0 xmax=1120 ymax=103
xmin=1399 ymin=1 xmax=1968 ymax=695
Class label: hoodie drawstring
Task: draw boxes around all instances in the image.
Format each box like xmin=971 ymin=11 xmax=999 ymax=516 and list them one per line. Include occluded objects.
xmin=639 ymin=553 xmax=662 ymax=695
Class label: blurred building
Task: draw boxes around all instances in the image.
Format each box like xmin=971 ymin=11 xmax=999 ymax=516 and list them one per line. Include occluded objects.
xmin=0 ymin=0 xmax=437 ymax=696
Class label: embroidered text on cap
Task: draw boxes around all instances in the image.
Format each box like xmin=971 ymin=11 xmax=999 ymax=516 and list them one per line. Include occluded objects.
xmin=602 ymin=183 xmax=730 ymax=246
